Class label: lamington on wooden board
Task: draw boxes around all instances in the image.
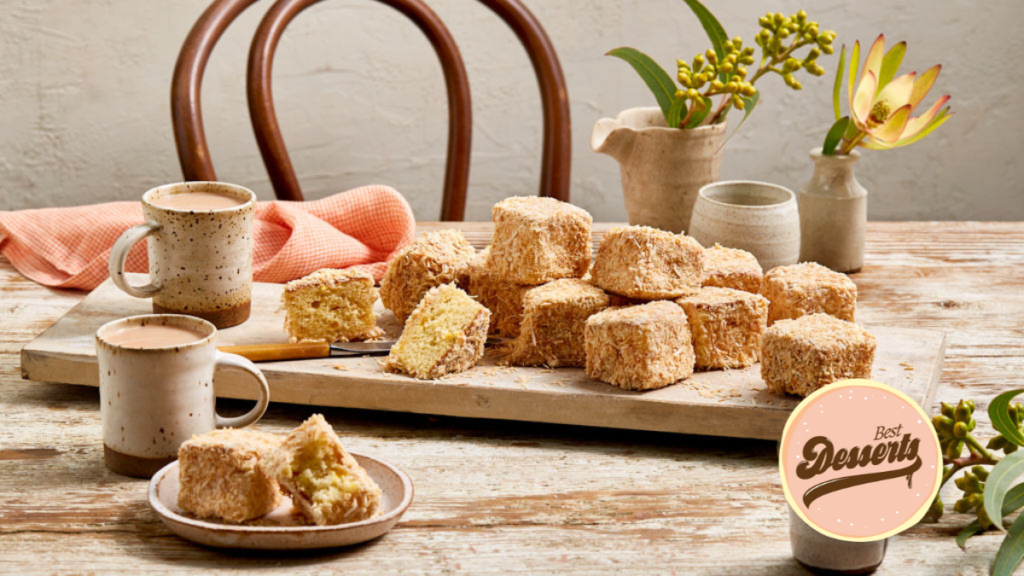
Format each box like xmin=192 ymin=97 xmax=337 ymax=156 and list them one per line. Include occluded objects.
xmin=760 ymin=262 xmax=857 ymax=325
xmin=489 ymin=196 xmax=593 ymax=285
xmin=282 ymin=268 xmax=382 ymax=343
xmin=501 ymin=278 xmax=610 ymax=368
xmin=590 ymin=225 xmax=704 ymax=300
xmin=380 ymin=229 xmax=475 ymax=324
xmin=584 ymin=301 xmax=696 ymax=391
xmin=761 ymin=313 xmax=876 ymax=397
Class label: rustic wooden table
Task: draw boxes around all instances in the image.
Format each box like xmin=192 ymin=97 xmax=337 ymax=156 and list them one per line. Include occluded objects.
xmin=2 ymin=222 xmax=1022 ymax=574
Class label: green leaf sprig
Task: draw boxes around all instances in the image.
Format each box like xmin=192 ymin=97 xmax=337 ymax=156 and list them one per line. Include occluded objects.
xmin=607 ymin=4 xmax=835 ymax=133
xmin=928 ymin=390 xmax=1024 ymax=575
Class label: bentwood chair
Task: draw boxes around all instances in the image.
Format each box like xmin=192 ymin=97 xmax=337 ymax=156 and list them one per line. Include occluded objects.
xmin=171 ymin=0 xmax=571 ymax=220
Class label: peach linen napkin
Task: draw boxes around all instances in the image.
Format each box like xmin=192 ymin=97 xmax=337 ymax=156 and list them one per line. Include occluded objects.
xmin=0 ymin=185 xmax=416 ymax=291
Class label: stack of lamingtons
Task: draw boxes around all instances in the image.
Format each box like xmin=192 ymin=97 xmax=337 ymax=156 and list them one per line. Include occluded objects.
xmin=281 ymin=196 xmax=876 ymax=398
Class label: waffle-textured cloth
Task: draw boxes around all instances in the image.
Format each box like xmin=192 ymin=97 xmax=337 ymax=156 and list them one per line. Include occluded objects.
xmin=0 ymin=185 xmax=416 ymax=290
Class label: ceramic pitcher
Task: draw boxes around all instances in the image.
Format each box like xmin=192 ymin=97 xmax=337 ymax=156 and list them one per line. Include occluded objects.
xmin=591 ymin=107 xmax=726 ymax=233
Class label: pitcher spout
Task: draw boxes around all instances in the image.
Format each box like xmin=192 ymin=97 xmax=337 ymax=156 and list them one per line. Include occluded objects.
xmin=591 ymin=117 xmax=636 ymax=164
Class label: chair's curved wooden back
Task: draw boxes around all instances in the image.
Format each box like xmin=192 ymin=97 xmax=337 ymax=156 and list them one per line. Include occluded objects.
xmin=248 ymin=0 xmax=473 ymax=218
xmin=172 ymin=0 xmax=571 ymax=218
xmin=477 ymin=0 xmax=570 ymax=203
xmin=172 ymin=0 xmax=263 ymax=183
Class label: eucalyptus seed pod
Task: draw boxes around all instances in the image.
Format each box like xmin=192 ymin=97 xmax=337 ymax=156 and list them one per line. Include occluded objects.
xmin=732 ymin=95 xmax=745 ymax=110
xmin=821 ymin=44 xmax=835 ymax=55
xmin=974 ymin=466 xmax=990 ymax=482
xmin=783 ymin=58 xmax=800 ymax=73
xmin=946 ymin=439 xmax=964 ymax=460
xmin=953 ymin=421 xmax=969 ymax=439
xmin=924 ymin=494 xmax=944 ymax=522
xmin=955 ymin=399 xmax=974 ymax=423
xmin=941 ymin=402 xmax=956 ymax=418
xmin=933 ymin=415 xmax=954 ymax=437
xmin=954 ymin=496 xmax=973 ymax=514
xmin=989 ymin=435 xmax=1008 ymax=450
xmin=978 ymin=505 xmax=994 ymax=530
xmin=1007 ymin=443 xmax=1019 ymax=454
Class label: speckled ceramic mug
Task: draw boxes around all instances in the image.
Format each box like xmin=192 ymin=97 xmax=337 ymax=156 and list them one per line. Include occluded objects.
xmin=96 ymin=314 xmax=270 ymax=478
xmin=109 ymin=182 xmax=256 ymax=328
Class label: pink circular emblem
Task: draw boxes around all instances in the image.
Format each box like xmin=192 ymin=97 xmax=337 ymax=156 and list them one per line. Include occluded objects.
xmin=779 ymin=379 xmax=942 ymax=541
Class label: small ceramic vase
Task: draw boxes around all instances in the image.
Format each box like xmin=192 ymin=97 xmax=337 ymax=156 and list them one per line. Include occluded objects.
xmin=591 ymin=107 xmax=726 ymax=233
xmin=790 ymin=507 xmax=888 ymax=574
xmin=688 ymin=180 xmax=800 ymax=270
xmin=798 ymin=148 xmax=867 ymax=273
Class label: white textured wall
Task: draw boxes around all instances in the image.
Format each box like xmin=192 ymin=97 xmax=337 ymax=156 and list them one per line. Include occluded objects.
xmin=1 ymin=0 xmax=1020 ymax=221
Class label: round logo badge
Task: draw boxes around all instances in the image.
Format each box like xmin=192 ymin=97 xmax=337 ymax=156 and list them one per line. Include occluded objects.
xmin=779 ymin=379 xmax=942 ymax=542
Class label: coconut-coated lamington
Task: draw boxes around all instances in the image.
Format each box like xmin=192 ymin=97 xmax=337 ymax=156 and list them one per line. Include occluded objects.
xmin=584 ymin=301 xmax=695 ymax=391
xmin=675 ymin=287 xmax=769 ymax=370
xmin=380 ymin=229 xmax=475 ymax=324
xmin=590 ymin=226 xmax=704 ymax=300
xmin=282 ymin=268 xmax=382 ymax=343
xmin=464 ymin=247 xmax=533 ymax=337
xmin=264 ymin=414 xmax=382 ymax=525
xmin=384 ymin=284 xmax=490 ymax=379
xmin=489 ymin=196 xmax=593 ymax=285
xmin=177 ymin=429 xmax=283 ymax=523
xmin=502 ymin=279 xmax=610 ymax=367
xmin=702 ymin=244 xmax=763 ymax=293
xmin=761 ymin=313 xmax=876 ymax=397
xmin=760 ymin=262 xmax=857 ymax=325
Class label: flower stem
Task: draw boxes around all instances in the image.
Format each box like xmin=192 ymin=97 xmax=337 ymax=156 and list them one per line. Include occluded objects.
xmin=838 ymin=131 xmax=866 ymax=155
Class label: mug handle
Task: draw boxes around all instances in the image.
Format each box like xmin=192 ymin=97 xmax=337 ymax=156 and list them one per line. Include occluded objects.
xmin=109 ymin=221 xmax=162 ymax=298
xmin=213 ymin=351 xmax=271 ymax=429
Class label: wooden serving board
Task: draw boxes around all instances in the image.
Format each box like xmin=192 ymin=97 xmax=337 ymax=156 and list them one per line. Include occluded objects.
xmin=21 ymin=276 xmax=945 ymax=440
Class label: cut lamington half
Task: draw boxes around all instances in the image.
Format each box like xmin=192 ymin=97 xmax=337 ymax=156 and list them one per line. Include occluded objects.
xmin=282 ymin=268 xmax=382 ymax=342
xmin=384 ymin=283 xmax=490 ymax=379
xmin=265 ymin=414 xmax=382 ymax=525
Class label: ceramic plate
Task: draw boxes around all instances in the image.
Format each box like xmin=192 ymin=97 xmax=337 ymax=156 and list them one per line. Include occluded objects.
xmin=149 ymin=452 xmax=413 ymax=550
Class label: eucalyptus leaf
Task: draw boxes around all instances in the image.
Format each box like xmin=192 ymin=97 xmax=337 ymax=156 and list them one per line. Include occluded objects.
xmin=832 ymin=45 xmax=846 ymax=120
xmin=985 ymin=451 xmax=1024 ymax=533
xmin=822 ymin=117 xmax=850 ymax=155
xmin=607 ymin=47 xmax=678 ymax=120
xmin=993 ymin=511 xmax=1024 ymax=576
xmin=990 ymin=390 xmax=1024 ymax=447
xmin=1002 ymin=483 xmax=1024 ymax=516
xmin=957 ymin=521 xmax=983 ymax=551
xmin=957 ymin=484 xmax=1024 ymax=551
xmin=877 ymin=42 xmax=907 ymax=92
xmin=680 ymin=0 xmax=730 ymax=82
xmin=685 ymin=95 xmax=713 ymax=129
xmin=667 ymin=97 xmax=689 ymax=129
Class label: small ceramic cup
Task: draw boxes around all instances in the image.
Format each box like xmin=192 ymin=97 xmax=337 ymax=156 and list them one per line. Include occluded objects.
xmin=96 ymin=314 xmax=270 ymax=478
xmin=109 ymin=181 xmax=256 ymax=328
xmin=789 ymin=507 xmax=888 ymax=574
xmin=688 ymin=180 xmax=801 ymax=271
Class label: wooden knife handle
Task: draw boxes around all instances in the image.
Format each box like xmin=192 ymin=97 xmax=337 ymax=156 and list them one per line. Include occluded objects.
xmin=218 ymin=342 xmax=330 ymax=362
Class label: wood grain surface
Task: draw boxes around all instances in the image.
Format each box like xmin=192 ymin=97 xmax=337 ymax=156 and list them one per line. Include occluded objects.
xmin=2 ymin=221 xmax=1023 ymax=574
xmin=20 ymin=277 xmax=943 ymax=441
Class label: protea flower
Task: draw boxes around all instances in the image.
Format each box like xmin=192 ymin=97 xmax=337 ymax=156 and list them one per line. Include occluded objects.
xmin=823 ymin=34 xmax=951 ymax=155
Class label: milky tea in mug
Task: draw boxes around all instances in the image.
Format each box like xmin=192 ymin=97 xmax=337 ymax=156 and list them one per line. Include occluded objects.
xmin=109 ymin=182 xmax=256 ymax=328
xmin=96 ymin=314 xmax=270 ymax=477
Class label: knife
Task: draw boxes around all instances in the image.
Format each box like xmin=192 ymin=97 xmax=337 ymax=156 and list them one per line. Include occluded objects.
xmin=218 ymin=341 xmax=394 ymax=362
